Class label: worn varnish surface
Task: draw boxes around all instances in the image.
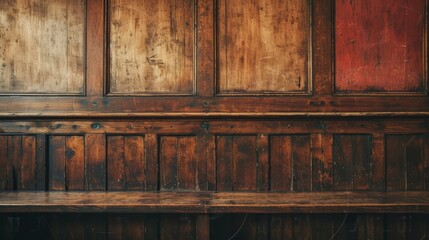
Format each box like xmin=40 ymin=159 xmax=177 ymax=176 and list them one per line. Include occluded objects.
xmin=2 ymin=191 xmax=429 ymax=213
xmin=335 ymin=0 xmax=427 ymax=93
xmin=109 ymin=0 xmax=195 ymax=95
xmin=0 ymin=0 xmax=85 ymax=94
xmin=1 ymin=0 xmax=429 ymax=238
xmin=217 ymin=0 xmax=310 ymax=94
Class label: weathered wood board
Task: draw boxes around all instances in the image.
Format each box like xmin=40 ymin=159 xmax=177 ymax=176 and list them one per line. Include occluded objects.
xmin=109 ymin=0 xmax=195 ymax=95
xmin=335 ymin=0 xmax=426 ymax=93
xmin=0 ymin=0 xmax=85 ymax=94
xmin=217 ymin=0 xmax=310 ymax=94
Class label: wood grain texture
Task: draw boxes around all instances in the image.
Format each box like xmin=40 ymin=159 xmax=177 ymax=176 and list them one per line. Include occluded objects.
xmin=386 ymin=135 xmax=426 ymax=191
xmin=49 ymin=135 xmax=85 ymax=191
xmin=335 ymin=0 xmax=427 ymax=93
xmin=85 ymin=134 xmax=106 ymax=190
xmin=313 ymin=0 xmax=333 ymax=96
xmin=217 ymin=0 xmax=310 ymax=94
xmin=0 ymin=135 xmax=42 ymax=191
xmin=49 ymin=136 xmax=66 ymax=190
xmin=65 ymin=136 xmax=85 ymax=190
xmin=372 ymin=133 xmax=386 ymax=191
xmin=197 ymin=0 xmax=215 ymax=97
xmin=1 ymin=96 xmax=429 ymax=117
xmin=20 ymin=136 xmax=36 ymax=190
xmin=216 ymin=136 xmax=258 ymax=191
xmin=1 ymin=118 xmax=429 ymax=135
xmin=333 ymin=135 xmax=371 ymax=191
xmin=160 ymin=136 xmax=198 ymax=191
xmin=0 ymin=136 xmax=8 ymax=189
xmin=311 ymin=134 xmax=334 ymax=191
xmin=3 ymin=191 xmax=429 ymax=213
xmin=109 ymin=0 xmax=195 ymax=95
xmin=0 ymin=0 xmax=85 ymax=94
xmin=86 ymin=0 xmax=104 ymax=96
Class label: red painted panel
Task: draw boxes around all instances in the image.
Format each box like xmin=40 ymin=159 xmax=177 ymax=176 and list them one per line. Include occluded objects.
xmin=335 ymin=0 xmax=426 ymax=93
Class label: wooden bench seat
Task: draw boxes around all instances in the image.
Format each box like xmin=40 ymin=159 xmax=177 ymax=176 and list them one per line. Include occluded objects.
xmin=1 ymin=191 xmax=429 ymax=214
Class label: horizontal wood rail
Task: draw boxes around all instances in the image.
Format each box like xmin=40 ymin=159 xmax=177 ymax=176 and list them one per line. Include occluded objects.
xmin=1 ymin=192 xmax=429 ymax=214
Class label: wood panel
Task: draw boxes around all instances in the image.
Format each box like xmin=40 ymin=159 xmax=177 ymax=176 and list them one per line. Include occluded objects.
xmin=0 ymin=135 xmax=41 ymax=190
xmin=386 ymin=135 xmax=427 ymax=191
xmin=216 ymin=136 xmax=258 ymax=191
xmin=0 ymin=0 xmax=85 ymax=95
xmin=109 ymin=0 xmax=195 ymax=95
xmin=85 ymin=134 xmax=106 ymax=190
xmin=160 ymin=136 xmax=198 ymax=191
xmin=48 ymin=136 xmax=85 ymax=191
xmin=270 ymin=135 xmax=311 ymax=191
xmin=217 ymin=0 xmax=310 ymax=94
xmin=335 ymin=0 xmax=427 ymax=94
xmin=333 ymin=135 xmax=371 ymax=191
xmin=107 ymin=136 xmax=145 ymax=191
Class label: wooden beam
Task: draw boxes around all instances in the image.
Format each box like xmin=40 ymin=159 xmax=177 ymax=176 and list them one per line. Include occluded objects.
xmin=1 ymin=192 xmax=429 ymax=213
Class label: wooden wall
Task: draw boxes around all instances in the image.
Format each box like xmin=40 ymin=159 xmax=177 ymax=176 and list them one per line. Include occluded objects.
xmin=0 ymin=0 xmax=428 ymax=239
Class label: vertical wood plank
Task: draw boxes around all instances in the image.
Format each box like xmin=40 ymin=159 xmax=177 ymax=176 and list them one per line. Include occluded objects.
xmin=270 ymin=215 xmax=294 ymax=240
xmin=107 ymin=215 xmax=146 ymax=240
xmin=366 ymin=215 xmax=384 ymax=240
xmin=313 ymin=0 xmax=333 ymax=95
xmin=196 ymin=134 xmax=207 ymax=191
xmin=372 ymin=133 xmax=386 ymax=191
xmin=311 ymin=134 xmax=333 ymax=191
xmin=84 ymin=214 xmax=107 ymax=240
xmin=35 ymin=134 xmax=46 ymax=190
xmin=408 ymin=215 xmax=426 ymax=240
xmin=123 ymin=215 xmax=145 ymax=240
xmin=333 ymin=135 xmax=353 ymax=190
xmin=386 ymin=135 xmax=406 ymax=191
xmin=292 ymin=135 xmax=311 ymax=191
xmin=312 ymin=215 xmax=333 ymax=240
xmin=87 ymin=0 xmax=105 ymax=96
xmin=107 ymin=215 xmax=123 ymax=239
xmin=160 ymin=137 xmax=178 ymax=191
xmin=0 ymin=136 xmax=8 ymax=189
xmin=332 ymin=213 xmax=348 ymax=240
xmin=257 ymin=214 xmax=269 ymax=240
xmin=293 ymin=215 xmax=311 ymax=240
xmin=233 ymin=136 xmax=257 ymax=191
xmin=406 ymin=135 xmax=424 ymax=190
xmin=257 ymin=134 xmax=269 ymax=191
xmin=49 ymin=136 xmax=65 ymax=191
xmin=424 ymin=135 xmax=429 ymax=190
xmin=385 ymin=136 xmax=408 ymax=239
xmin=216 ymin=136 xmax=233 ymax=191
xmin=124 ymin=136 xmax=145 ymax=190
xmin=21 ymin=136 xmax=36 ymax=190
xmin=85 ymin=134 xmax=106 ymax=190
xmin=385 ymin=214 xmax=407 ymax=240
xmin=178 ymin=215 xmax=196 ymax=240
xmin=65 ymin=136 xmax=85 ymax=190
xmin=196 ymin=215 xmax=210 ymax=240
xmin=206 ymin=135 xmax=216 ymax=191
xmin=270 ymin=136 xmax=292 ymax=191
xmin=197 ymin=0 xmax=215 ymax=97
xmin=178 ymin=137 xmax=197 ymax=190
xmin=353 ymin=135 xmax=371 ymax=190
xmin=107 ymin=136 xmax=125 ymax=191
xmin=160 ymin=214 xmax=180 ymax=240
xmin=8 ymin=136 xmax=22 ymax=190
xmin=145 ymin=134 xmax=158 ymax=191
